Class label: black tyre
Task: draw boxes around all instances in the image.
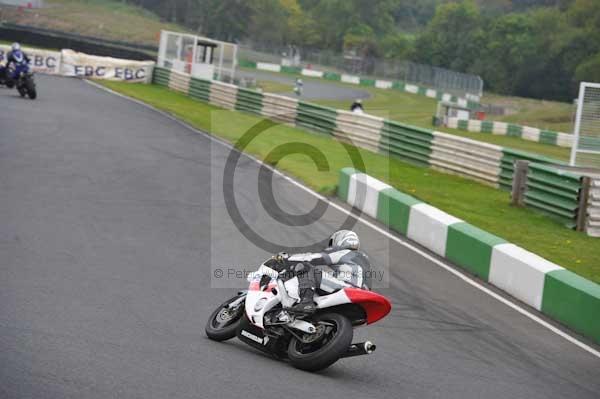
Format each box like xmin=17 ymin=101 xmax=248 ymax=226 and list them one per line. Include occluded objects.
xmin=26 ymin=79 xmax=36 ymax=100
xmin=288 ymin=313 xmax=353 ymax=372
xmin=205 ymin=294 xmax=245 ymax=341
xmin=17 ymin=86 xmax=26 ymax=97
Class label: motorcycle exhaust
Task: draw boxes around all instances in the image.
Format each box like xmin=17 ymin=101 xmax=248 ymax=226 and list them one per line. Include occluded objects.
xmin=340 ymin=341 xmax=377 ymax=358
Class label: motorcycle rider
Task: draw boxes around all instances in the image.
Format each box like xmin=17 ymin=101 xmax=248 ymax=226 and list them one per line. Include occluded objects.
xmin=350 ymin=98 xmax=364 ymax=113
xmin=5 ymin=42 xmax=30 ymax=81
xmin=276 ymin=230 xmax=369 ymax=314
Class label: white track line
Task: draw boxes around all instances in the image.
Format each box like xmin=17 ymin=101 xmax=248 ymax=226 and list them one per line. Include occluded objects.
xmin=86 ymin=79 xmax=600 ymax=359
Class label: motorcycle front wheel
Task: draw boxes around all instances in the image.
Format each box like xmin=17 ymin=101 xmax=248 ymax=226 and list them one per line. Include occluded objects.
xmin=205 ymin=294 xmax=245 ymax=341
xmin=287 ymin=313 xmax=353 ymax=372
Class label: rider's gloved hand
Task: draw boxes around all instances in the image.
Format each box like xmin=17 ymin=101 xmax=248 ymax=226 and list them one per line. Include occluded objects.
xmin=274 ymin=252 xmax=289 ymax=265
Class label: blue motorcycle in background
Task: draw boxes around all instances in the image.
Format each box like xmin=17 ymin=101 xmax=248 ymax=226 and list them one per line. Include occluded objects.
xmin=0 ymin=52 xmax=37 ymax=100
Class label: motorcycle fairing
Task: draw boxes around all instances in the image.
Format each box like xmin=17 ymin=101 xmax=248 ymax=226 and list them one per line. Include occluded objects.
xmin=343 ymin=288 xmax=391 ymax=324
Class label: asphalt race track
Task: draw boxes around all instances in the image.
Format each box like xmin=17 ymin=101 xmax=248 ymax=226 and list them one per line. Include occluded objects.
xmin=1 ymin=75 xmax=599 ymax=399
xmin=237 ymin=69 xmax=370 ymax=101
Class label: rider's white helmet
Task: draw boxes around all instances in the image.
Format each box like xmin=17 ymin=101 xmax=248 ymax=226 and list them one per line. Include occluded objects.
xmin=11 ymin=42 xmax=20 ymax=51
xmin=328 ymin=230 xmax=360 ymax=250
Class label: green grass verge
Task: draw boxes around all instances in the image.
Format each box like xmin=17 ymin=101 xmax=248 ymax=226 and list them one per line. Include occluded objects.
xmin=98 ymin=80 xmax=600 ymax=284
xmin=256 ymin=80 xmax=292 ymax=94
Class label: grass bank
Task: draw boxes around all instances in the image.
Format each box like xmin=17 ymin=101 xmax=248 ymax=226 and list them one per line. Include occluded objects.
xmin=257 ymin=80 xmax=292 ymax=94
xmin=98 ymin=80 xmax=600 ymax=284
xmin=0 ymin=0 xmax=184 ymax=45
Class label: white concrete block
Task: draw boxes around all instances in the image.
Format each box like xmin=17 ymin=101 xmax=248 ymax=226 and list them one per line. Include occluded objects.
xmin=301 ymin=69 xmax=324 ymax=78
xmin=492 ymin=122 xmax=508 ymax=135
xmin=446 ymin=117 xmax=459 ymax=129
xmin=489 ymin=244 xmax=564 ymax=310
xmin=556 ymin=133 xmax=573 ymax=148
xmin=407 ymin=203 xmax=462 ymax=256
xmin=468 ymin=119 xmax=482 ymax=132
xmin=405 ymin=84 xmax=418 ymax=94
xmin=375 ymin=80 xmax=393 ymax=89
xmin=341 ymin=74 xmax=360 ymax=84
xmin=522 ymin=126 xmax=541 ymax=142
xmin=257 ymin=62 xmax=281 ymax=72
xmin=347 ymin=173 xmax=391 ymax=219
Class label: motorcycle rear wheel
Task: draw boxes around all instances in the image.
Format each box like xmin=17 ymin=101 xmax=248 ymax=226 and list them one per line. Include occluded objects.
xmin=205 ymin=294 xmax=245 ymax=341
xmin=26 ymin=79 xmax=36 ymax=100
xmin=287 ymin=313 xmax=353 ymax=372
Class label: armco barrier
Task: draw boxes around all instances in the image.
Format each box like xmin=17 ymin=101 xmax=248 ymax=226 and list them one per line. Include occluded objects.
xmin=334 ymin=111 xmax=383 ymax=153
xmin=430 ymin=132 xmax=502 ymax=186
xmin=446 ymin=117 xmax=574 ymax=148
xmin=189 ymin=77 xmax=212 ymax=102
xmin=337 ymin=168 xmax=600 ymax=343
xmin=295 ymin=102 xmax=337 ymax=136
xmin=378 ymin=121 xmax=433 ymax=167
xmin=260 ymin=93 xmax=298 ymax=125
xmin=236 ymin=88 xmax=264 ymax=115
xmin=524 ymin=163 xmax=582 ymax=228
xmin=168 ymin=69 xmax=190 ymax=93
xmin=587 ymin=178 xmax=600 ymax=237
xmin=500 ymin=148 xmax=559 ymax=190
xmin=209 ymin=81 xmax=238 ymax=110
xmin=153 ymin=67 xmax=171 ymax=88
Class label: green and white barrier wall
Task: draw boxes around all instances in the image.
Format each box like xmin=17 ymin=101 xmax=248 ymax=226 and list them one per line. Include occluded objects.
xmin=524 ymin=163 xmax=582 ymax=228
xmin=153 ymin=67 xmax=595 ymax=235
xmin=446 ymin=117 xmax=574 ymax=148
xmin=239 ymin=60 xmax=480 ymax=110
xmin=588 ymin=178 xmax=600 ymax=237
xmin=337 ymin=168 xmax=600 ymax=344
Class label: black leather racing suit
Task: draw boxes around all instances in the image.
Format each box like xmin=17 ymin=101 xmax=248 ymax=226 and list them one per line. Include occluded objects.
xmin=278 ymin=248 xmax=370 ymax=311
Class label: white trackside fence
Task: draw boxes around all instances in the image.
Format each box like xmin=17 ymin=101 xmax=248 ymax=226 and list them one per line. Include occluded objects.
xmin=570 ymin=82 xmax=600 ymax=168
xmin=0 ymin=45 xmax=155 ymax=82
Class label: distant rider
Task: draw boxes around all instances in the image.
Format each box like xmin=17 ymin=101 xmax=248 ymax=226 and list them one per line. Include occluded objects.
xmin=294 ymin=78 xmax=303 ymax=96
xmin=274 ymin=230 xmax=369 ymax=314
xmin=5 ymin=42 xmax=30 ymax=80
xmin=350 ymin=98 xmax=364 ymax=113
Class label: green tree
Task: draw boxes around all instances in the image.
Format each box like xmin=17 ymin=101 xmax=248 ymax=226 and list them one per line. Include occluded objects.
xmin=474 ymin=13 xmax=537 ymax=94
xmin=575 ymin=53 xmax=600 ymax=82
xmin=414 ymin=0 xmax=483 ymax=71
xmin=380 ymin=32 xmax=415 ymax=60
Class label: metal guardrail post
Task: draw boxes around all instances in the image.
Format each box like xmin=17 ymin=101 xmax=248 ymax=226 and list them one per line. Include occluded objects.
xmin=576 ymin=176 xmax=592 ymax=232
xmin=511 ymin=160 xmax=529 ymax=206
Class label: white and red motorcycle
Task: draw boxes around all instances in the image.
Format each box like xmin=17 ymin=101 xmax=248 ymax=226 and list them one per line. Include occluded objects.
xmin=205 ymin=255 xmax=391 ymax=372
